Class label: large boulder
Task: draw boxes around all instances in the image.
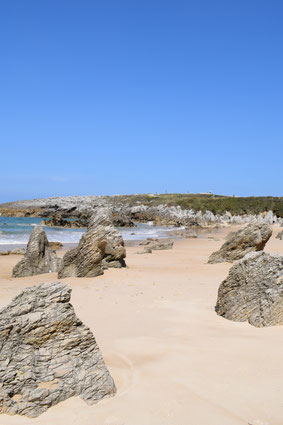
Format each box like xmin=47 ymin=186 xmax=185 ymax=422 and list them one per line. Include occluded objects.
xmin=12 ymin=226 xmax=60 ymax=277
xmin=215 ymin=252 xmax=283 ymax=327
xmin=276 ymin=230 xmax=283 ymax=240
xmin=0 ymin=282 xmax=116 ymax=417
xmin=208 ymin=222 xmax=272 ymax=264
xmin=58 ymin=208 xmax=126 ymax=278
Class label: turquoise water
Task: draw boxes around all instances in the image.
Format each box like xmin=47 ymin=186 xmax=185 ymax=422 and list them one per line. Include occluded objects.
xmin=0 ymin=216 xmax=176 ymax=249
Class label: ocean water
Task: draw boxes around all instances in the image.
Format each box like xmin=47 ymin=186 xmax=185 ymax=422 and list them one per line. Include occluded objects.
xmin=0 ymin=216 xmax=177 ymax=249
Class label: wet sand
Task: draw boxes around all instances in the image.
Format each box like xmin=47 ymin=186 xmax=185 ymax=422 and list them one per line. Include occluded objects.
xmin=0 ymin=225 xmax=282 ymax=425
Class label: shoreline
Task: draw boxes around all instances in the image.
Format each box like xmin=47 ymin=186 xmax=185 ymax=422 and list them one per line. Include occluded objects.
xmin=0 ymin=217 xmax=225 ymax=252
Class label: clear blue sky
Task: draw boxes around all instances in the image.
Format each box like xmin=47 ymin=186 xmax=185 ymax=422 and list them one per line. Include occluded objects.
xmin=0 ymin=0 xmax=282 ymax=202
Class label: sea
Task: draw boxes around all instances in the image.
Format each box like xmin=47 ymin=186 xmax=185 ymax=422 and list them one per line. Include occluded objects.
xmin=0 ymin=216 xmax=179 ymax=251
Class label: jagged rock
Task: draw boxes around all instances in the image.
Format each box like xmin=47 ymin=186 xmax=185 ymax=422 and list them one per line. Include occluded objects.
xmin=138 ymin=238 xmax=173 ymax=253
xmin=12 ymin=227 xmax=60 ymax=277
xmin=185 ymin=230 xmax=198 ymax=238
xmin=58 ymin=209 xmax=126 ymax=278
xmin=139 ymin=238 xmax=158 ymax=246
xmin=111 ymin=210 xmax=136 ymax=227
xmin=208 ymin=222 xmax=272 ymax=264
xmin=215 ymin=252 xmax=283 ymax=327
xmin=276 ymin=230 xmax=283 ymax=240
xmin=0 ymin=249 xmax=25 ymax=255
xmin=10 ymin=248 xmax=26 ymax=255
xmin=150 ymin=241 xmax=173 ymax=251
xmin=136 ymin=247 xmax=152 ymax=254
xmin=57 ymin=238 xmax=105 ymax=278
xmin=49 ymin=241 xmax=63 ymax=250
xmin=0 ymin=281 xmax=116 ymax=417
xmin=41 ymin=214 xmax=88 ymax=228
xmin=1 ymin=194 xmax=283 ymax=227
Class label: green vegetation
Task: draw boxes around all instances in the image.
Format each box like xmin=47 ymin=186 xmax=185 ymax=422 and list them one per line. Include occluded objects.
xmin=110 ymin=193 xmax=283 ymax=218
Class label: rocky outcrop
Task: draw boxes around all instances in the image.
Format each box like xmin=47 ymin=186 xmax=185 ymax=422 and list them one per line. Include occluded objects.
xmin=49 ymin=241 xmax=63 ymax=250
xmin=139 ymin=238 xmax=158 ymax=245
xmin=215 ymin=252 xmax=283 ymax=327
xmin=41 ymin=214 xmax=88 ymax=228
xmin=208 ymin=222 xmax=272 ymax=264
xmin=0 ymin=208 xmax=45 ymax=218
xmin=0 ymin=281 xmax=116 ymax=417
xmin=136 ymin=247 xmax=153 ymax=254
xmin=12 ymin=227 xmax=60 ymax=277
xmin=112 ymin=210 xmax=136 ymax=227
xmin=1 ymin=195 xmax=283 ymax=228
xmin=138 ymin=238 xmax=173 ymax=253
xmin=276 ymin=230 xmax=283 ymax=240
xmin=0 ymin=249 xmax=25 ymax=256
xmin=58 ymin=209 xmax=126 ymax=278
xmin=129 ymin=205 xmax=282 ymax=227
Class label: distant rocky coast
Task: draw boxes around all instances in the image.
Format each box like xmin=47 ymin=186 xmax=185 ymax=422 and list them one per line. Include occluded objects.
xmin=0 ymin=194 xmax=282 ymax=228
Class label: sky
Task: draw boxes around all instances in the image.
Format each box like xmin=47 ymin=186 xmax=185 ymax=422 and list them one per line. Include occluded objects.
xmin=0 ymin=0 xmax=282 ymax=202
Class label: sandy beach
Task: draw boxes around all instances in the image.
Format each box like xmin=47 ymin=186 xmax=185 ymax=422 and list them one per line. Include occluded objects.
xmin=0 ymin=225 xmax=282 ymax=425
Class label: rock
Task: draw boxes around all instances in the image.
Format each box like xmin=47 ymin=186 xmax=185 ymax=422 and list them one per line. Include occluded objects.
xmin=185 ymin=230 xmax=198 ymax=238
xmin=150 ymin=241 xmax=174 ymax=251
xmin=0 ymin=281 xmax=116 ymax=417
xmin=58 ymin=238 xmax=105 ymax=279
xmin=0 ymin=249 xmax=25 ymax=256
xmin=1 ymin=195 xmax=283 ymax=227
xmin=41 ymin=214 xmax=88 ymax=228
xmin=12 ymin=227 xmax=60 ymax=277
xmin=111 ymin=210 xmax=136 ymax=227
xmin=139 ymin=238 xmax=158 ymax=246
xmin=136 ymin=247 xmax=152 ymax=254
xmin=215 ymin=252 xmax=283 ymax=327
xmin=276 ymin=230 xmax=283 ymax=240
xmin=58 ymin=209 xmax=126 ymax=278
xmin=10 ymin=248 xmax=25 ymax=255
xmin=49 ymin=241 xmax=63 ymax=250
xmin=138 ymin=239 xmax=173 ymax=253
xmin=208 ymin=222 xmax=272 ymax=264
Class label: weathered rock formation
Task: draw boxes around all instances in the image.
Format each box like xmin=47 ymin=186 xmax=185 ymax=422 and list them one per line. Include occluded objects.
xmin=276 ymin=230 xmax=283 ymax=240
xmin=0 ymin=281 xmax=116 ymax=417
xmin=208 ymin=222 xmax=272 ymax=264
xmin=136 ymin=247 xmax=153 ymax=254
xmin=49 ymin=241 xmax=63 ymax=250
xmin=1 ymin=195 xmax=282 ymax=228
xmin=58 ymin=209 xmax=126 ymax=278
xmin=12 ymin=227 xmax=60 ymax=277
xmin=0 ymin=249 xmax=25 ymax=256
xmin=41 ymin=213 xmax=88 ymax=228
xmin=215 ymin=252 xmax=283 ymax=327
xmin=138 ymin=238 xmax=173 ymax=253
xmin=139 ymin=238 xmax=158 ymax=246
xmin=111 ymin=210 xmax=136 ymax=227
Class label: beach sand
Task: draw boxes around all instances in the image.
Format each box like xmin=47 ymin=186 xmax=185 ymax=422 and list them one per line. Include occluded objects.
xmin=0 ymin=225 xmax=282 ymax=425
